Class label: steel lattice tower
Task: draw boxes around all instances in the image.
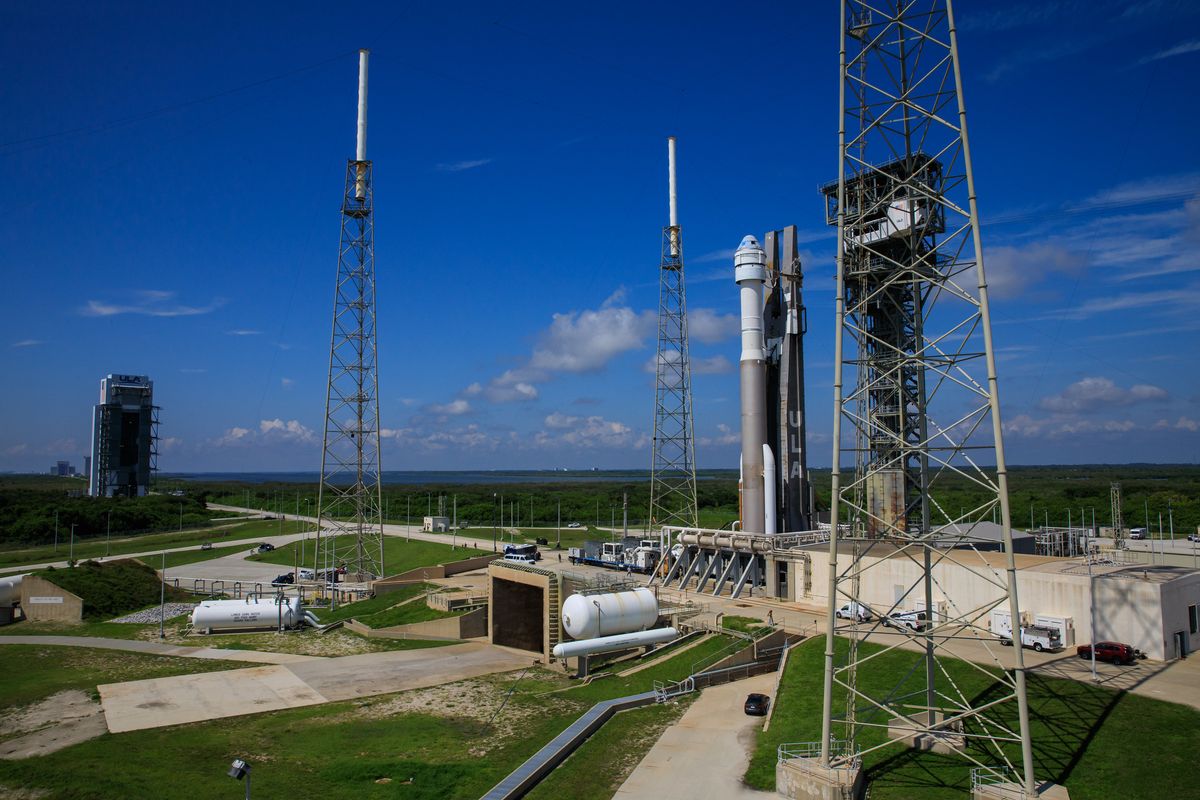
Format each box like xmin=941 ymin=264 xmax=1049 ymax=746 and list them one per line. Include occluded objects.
xmin=315 ymin=50 xmax=385 ymax=582
xmin=816 ymin=2 xmax=1038 ymax=793
xmin=650 ymin=137 xmax=698 ymax=530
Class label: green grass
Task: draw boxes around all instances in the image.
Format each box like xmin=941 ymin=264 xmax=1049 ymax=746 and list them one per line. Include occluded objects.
xmin=310 ymin=583 xmax=432 ymax=623
xmin=746 ymin=637 xmax=1200 ymax=799
xmin=160 ymin=541 xmax=255 ymax=568
xmin=721 ymin=615 xmax=771 ymax=637
xmin=249 ymin=536 xmax=489 ymax=575
xmin=524 ymin=700 xmax=692 ymax=800
xmin=0 ymin=618 xmax=164 ymax=640
xmin=0 ymin=644 xmax=243 ymax=709
xmin=33 ymin=560 xmax=193 ymax=620
xmin=0 ymin=518 xmax=313 ymax=572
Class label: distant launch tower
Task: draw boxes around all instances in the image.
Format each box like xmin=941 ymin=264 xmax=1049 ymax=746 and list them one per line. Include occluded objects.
xmin=649 ymin=136 xmax=699 ymax=530
xmin=315 ymin=49 xmax=385 ymax=581
xmin=809 ymin=2 xmax=1044 ymax=796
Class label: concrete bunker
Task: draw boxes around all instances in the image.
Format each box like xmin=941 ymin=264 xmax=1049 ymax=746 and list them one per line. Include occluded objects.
xmin=487 ymin=561 xmax=562 ymax=663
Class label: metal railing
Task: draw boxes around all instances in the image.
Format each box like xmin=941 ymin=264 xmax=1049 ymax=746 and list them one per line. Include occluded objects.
xmin=777 ymin=739 xmax=858 ymax=765
xmin=653 ymin=676 xmax=694 ymax=703
xmin=970 ymin=767 xmax=1016 ymax=790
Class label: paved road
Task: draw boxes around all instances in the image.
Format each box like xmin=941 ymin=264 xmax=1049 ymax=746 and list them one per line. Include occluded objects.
xmin=98 ymin=641 xmax=534 ymax=732
xmin=0 ymin=635 xmax=319 ymax=664
xmin=615 ymin=674 xmax=777 ymax=800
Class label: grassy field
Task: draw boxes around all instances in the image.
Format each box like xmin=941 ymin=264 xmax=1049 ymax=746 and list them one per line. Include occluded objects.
xmin=722 ymin=615 xmax=771 ymax=637
xmin=0 ymin=630 xmax=747 ymax=799
xmin=0 ymin=518 xmax=312 ymax=572
xmin=746 ymin=637 xmax=1200 ymax=799
xmin=248 ymin=535 xmax=490 ymax=574
xmin=0 ymin=644 xmax=244 ymax=709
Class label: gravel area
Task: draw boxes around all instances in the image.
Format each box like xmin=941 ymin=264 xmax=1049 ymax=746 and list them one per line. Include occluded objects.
xmin=110 ymin=603 xmax=195 ymax=624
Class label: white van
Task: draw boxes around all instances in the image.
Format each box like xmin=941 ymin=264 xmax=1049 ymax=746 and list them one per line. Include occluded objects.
xmin=1000 ymin=625 xmax=1063 ymax=653
xmin=835 ymin=602 xmax=874 ymax=622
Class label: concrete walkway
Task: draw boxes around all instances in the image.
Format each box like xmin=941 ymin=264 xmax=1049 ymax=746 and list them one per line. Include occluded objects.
xmin=0 ymin=635 xmax=319 ymax=665
xmin=98 ymin=641 xmax=534 ymax=733
xmin=615 ymin=674 xmax=778 ymax=800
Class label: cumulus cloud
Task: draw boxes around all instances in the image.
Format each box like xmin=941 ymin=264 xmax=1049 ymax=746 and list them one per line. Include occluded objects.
xmin=529 ymin=306 xmax=655 ymax=373
xmin=534 ymin=413 xmax=634 ymax=449
xmin=1004 ymin=414 xmax=1139 ymax=438
xmin=226 ymin=329 xmax=262 ymax=336
xmin=381 ymin=423 xmax=505 ymax=453
xmin=436 ymin=158 xmax=492 ymax=172
xmin=642 ymin=351 xmax=733 ymax=377
xmin=1038 ymin=377 xmax=1168 ymax=414
xmin=215 ymin=426 xmax=252 ymax=446
xmin=10 ymin=339 xmax=43 ymax=348
xmin=428 ymin=399 xmax=471 ymax=416
xmin=697 ymin=423 xmax=739 ymax=447
xmin=689 ymin=308 xmax=740 ymax=344
xmin=259 ymin=418 xmax=315 ymax=442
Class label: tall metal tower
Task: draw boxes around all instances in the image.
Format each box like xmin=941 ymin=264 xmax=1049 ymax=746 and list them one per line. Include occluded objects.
xmin=816 ymin=2 xmax=1038 ymax=794
xmin=315 ymin=49 xmax=385 ymax=581
xmin=649 ymin=137 xmax=699 ymax=530
xmin=1110 ymin=482 xmax=1125 ymax=549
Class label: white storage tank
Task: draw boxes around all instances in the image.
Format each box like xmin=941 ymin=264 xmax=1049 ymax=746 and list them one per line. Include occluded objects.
xmin=561 ymin=587 xmax=659 ymax=640
xmin=191 ymin=595 xmax=304 ymax=633
xmin=0 ymin=574 xmax=25 ymax=607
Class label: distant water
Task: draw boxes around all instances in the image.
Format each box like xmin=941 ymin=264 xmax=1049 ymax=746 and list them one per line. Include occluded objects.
xmin=164 ymin=469 xmax=737 ymax=486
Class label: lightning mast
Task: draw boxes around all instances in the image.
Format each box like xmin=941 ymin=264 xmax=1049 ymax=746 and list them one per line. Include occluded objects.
xmin=315 ymin=49 xmax=385 ymax=582
xmin=649 ymin=137 xmax=699 ymax=531
xmin=813 ymin=2 xmax=1043 ymax=795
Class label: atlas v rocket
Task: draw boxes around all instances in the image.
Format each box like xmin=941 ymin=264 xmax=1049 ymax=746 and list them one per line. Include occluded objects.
xmin=735 ymin=228 xmax=815 ymax=535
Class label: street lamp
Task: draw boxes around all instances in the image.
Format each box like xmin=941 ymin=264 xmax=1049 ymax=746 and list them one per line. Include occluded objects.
xmin=106 ymin=510 xmax=112 ymax=558
xmin=227 ymin=758 xmax=252 ymax=800
xmin=492 ymin=493 xmax=498 ymax=553
xmin=69 ymin=523 xmax=76 ymax=564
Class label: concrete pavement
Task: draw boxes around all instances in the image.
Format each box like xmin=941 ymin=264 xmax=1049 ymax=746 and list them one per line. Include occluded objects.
xmin=615 ymin=673 xmax=777 ymax=800
xmin=98 ymin=641 xmax=534 ymax=732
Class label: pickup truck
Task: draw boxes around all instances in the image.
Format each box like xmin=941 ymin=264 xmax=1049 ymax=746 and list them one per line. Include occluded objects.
xmin=999 ymin=625 xmax=1063 ymax=653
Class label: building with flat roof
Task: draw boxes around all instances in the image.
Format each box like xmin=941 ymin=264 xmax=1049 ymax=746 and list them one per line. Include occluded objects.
xmin=89 ymin=374 xmax=158 ymax=497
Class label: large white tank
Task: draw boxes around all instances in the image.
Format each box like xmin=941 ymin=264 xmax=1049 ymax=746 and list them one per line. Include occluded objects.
xmin=0 ymin=574 xmax=25 ymax=607
xmin=190 ymin=595 xmax=304 ymax=633
xmin=561 ymin=587 xmax=659 ymax=640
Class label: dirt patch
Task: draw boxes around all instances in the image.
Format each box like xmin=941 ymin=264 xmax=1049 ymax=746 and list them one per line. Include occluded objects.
xmin=333 ymin=669 xmax=586 ymax=756
xmin=0 ymin=690 xmax=107 ymax=759
xmin=0 ymin=785 xmax=49 ymax=799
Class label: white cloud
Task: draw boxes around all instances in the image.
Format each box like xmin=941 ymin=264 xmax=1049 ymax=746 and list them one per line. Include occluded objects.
xmin=436 ymin=158 xmax=492 ymax=172
xmin=534 ymin=414 xmax=634 ymax=449
xmin=1039 ymin=377 xmax=1168 ymax=414
xmin=226 ymin=329 xmax=262 ymax=336
xmin=1138 ymin=39 xmax=1200 ymax=65
xmin=688 ymin=308 xmax=740 ymax=344
xmin=215 ymin=426 xmax=252 ymax=446
xmin=281 ymin=377 xmax=294 ymax=390
xmin=697 ymin=423 xmax=739 ymax=447
xmin=529 ymin=306 xmax=655 ymax=373
xmin=258 ymin=418 xmax=315 ymax=443
xmin=1004 ymin=414 xmax=1140 ymax=438
xmin=428 ymin=399 xmax=471 ymax=416
xmin=81 ymin=290 xmax=222 ymax=318
xmin=10 ymin=339 xmax=42 ymax=348
xmin=643 ymin=351 xmax=733 ymax=376
xmin=1154 ymin=416 xmax=1200 ymax=433
xmin=463 ymin=383 xmax=482 ymax=396
xmin=985 ymin=242 xmax=1088 ymax=299
xmin=381 ymin=423 xmax=505 ymax=453
xmin=485 ymin=370 xmax=540 ymax=402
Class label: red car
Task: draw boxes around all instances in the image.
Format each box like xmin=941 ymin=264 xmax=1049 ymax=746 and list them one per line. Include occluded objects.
xmin=1076 ymin=641 xmax=1137 ymax=665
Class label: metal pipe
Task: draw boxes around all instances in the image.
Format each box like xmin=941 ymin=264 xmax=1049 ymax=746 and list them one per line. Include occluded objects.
xmin=355 ymin=49 xmax=370 ymax=200
xmin=763 ymin=443 xmax=776 ymax=536
xmin=735 ymin=236 xmax=768 ymax=535
xmin=668 ymin=136 xmax=679 ymax=256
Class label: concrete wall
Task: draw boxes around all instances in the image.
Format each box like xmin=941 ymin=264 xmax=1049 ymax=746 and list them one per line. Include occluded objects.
xmin=372 ymin=553 xmax=498 ymax=594
xmin=346 ymin=606 xmax=487 ymax=640
xmin=20 ymin=576 xmax=83 ymax=623
xmin=488 ymin=563 xmax=560 ymax=663
xmin=775 ymin=547 xmax=1191 ymax=660
xmin=1158 ymin=570 xmax=1200 ymax=658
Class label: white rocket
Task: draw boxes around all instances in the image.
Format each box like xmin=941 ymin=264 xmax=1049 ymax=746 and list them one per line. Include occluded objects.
xmin=735 ymin=235 xmax=770 ymax=534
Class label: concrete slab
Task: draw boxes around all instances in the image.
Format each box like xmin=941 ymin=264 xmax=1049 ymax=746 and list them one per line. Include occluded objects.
xmin=100 ymin=664 xmax=327 ymax=733
xmin=98 ymin=642 xmax=534 ymax=732
xmin=615 ymin=673 xmax=777 ymax=800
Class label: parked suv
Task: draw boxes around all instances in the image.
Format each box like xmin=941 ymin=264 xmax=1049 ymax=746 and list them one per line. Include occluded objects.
xmin=1077 ymin=641 xmax=1137 ymax=665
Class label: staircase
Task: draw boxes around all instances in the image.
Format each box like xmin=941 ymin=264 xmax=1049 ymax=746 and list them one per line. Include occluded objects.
xmin=547 ymin=577 xmax=561 ymax=656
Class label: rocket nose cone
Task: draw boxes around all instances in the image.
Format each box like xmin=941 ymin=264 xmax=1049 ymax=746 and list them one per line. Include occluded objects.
xmin=736 ymin=235 xmax=761 ymax=253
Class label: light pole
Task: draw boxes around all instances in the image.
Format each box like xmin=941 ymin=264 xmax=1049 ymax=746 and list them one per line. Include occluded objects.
xmin=179 ymin=503 xmax=183 ymax=532
xmin=160 ymin=549 xmax=167 ymax=639
xmin=1085 ymin=531 xmax=1097 ymax=682
xmin=406 ymin=495 xmax=411 ymax=542
xmin=557 ymin=500 xmax=561 ymax=550
xmin=69 ymin=523 xmax=76 ymax=565
xmin=106 ymin=510 xmax=112 ymax=557
xmin=492 ymin=493 xmax=498 ymax=553
xmin=54 ymin=510 xmax=59 ymax=555
xmin=452 ymin=494 xmax=457 ymax=549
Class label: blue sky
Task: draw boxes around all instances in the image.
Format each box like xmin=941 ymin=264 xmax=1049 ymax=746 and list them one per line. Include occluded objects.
xmin=2 ymin=0 xmax=1198 ymax=473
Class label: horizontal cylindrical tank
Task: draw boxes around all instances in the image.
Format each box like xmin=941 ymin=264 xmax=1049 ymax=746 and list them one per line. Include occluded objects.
xmin=678 ymin=530 xmax=773 ymax=553
xmin=0 ymin=574 xmax=25 ymax=607
xmin=561 ymin=587 xmax=659 ymax=641
xmin=190 ymin=595 xmax=304 ymax=632
xmin=552 ymin=626 xmax=679 ymax=660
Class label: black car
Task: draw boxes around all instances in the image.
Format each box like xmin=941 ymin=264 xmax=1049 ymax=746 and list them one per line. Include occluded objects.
xmin=257 ymin=543 xmax=276 ymax=553
xmin=271 ymin=573 xmax=294 ymax=586
xmin=744 ymin=693 xmax=770 ymax=716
